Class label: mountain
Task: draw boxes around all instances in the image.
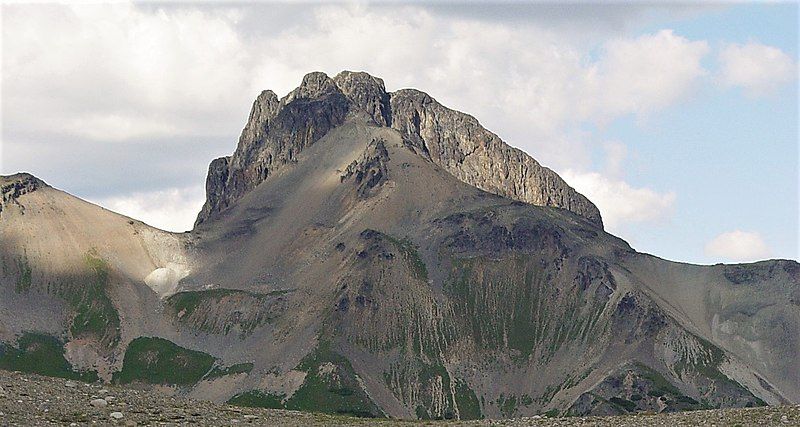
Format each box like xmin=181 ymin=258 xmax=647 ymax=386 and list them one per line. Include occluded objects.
xmin=195 ymin=71 xmax=601 ymax=228
xmin=1 ymin=71 xmax=797 ymax=420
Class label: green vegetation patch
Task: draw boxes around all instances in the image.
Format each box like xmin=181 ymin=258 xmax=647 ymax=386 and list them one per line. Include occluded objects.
xmin=0 ymin=333 xmax=97 ymax=381
xmin=383 ymin=234 xmax=429 ymax=281
xmin=445 ymin=254 xmax=612 ymax=365
xmin=64 ymin=253 xmax=120 ymax=346
xmin=670 ymin=337 xmax=765 ymax=407
xmin=415 ymin=405 xmax=430 ymax=420
xmin=166 ymin=288 xmax=284 ymax=336
xmin=633 ymin=362 xmax=680 ymax=397
xmin=609 ymin=397 xmax=637 ymax=412
xmin=454 ymin=380 xmax=483 ymax=420
xmin=497 ymin=394 xmax=518 ymax=418
xmin=206 ymin=362 xmax=254 ymax=380
xmin=544 ymin=409 xmax=560 ymax=417
xmin=285 ymin=343 xmax=384 ymax=418
xmin=14 ymin=256 xmax=32 ymax=293
xmin=385 ymin=361 xmax=482 ymax=420
xmin=166 ymin=289 xmax=252 ymax=319
xmin=114 ymin=337 xmax=215 ymax=385
xmin=228 ymin=390 xmax=285 ymax=409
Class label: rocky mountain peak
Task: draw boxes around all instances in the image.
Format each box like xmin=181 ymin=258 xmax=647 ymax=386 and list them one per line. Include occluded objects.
xmin=0 ymin=173 xmax=47 ymax=193
xmin=0 ymin=172 xmax=47 ymax=215
xmin=253 ymin=90 xmax=280 ymax=115
xmin=333 ymin=71 xmax=392 ymax=126
xmin=285 ymin=71 xmax=341 ymax=102
xmin=238 ymin=90 xmax=280 ymax=149
xmin=0 ymin=172 xmax=45 ymax=186
xmin=194 ymin=71 xmax=603 ymax=228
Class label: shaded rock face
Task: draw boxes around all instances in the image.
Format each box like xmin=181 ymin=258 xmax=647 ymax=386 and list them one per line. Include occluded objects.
xmin=195 ymin=71 xmax=602 ymax=228
xmin=195 ymin=73 xmax=351 ymax=226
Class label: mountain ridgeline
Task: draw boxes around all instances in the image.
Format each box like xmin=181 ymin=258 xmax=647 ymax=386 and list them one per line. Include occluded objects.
xmin=195 ymin=71 xmax=602 ymax=228
xmin=0 ymin=71 xmax=797 ymax=420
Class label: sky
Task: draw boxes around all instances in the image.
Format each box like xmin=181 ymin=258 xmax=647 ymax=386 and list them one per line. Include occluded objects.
xmin=1 ymin=1 xmax=797 ymax=265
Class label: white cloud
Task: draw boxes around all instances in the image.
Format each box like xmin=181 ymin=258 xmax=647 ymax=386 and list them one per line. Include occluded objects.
xmin=3 ymin=3 xmax=254 ymax=141
xmin=2 ymin=3 xmax=714 ymax=232
xmin=90 ymin=186 xmax=205 ymax=232
xmin=583 ymin=30 xmax=709 ymax=122
xmin=704 ymin=230 xmax=772 ymax=262
xmin=561 ymin=170 xmax=676 ymax=233
xmin=3 ymin=3 xmax=711 ymax=158
xmin=251 ymin=8 xmax=710 ymax=170
xmin=62 ymin=114 xmax=180 ymax=142
xmin=718 ymin=41 xmax=796 ymax=96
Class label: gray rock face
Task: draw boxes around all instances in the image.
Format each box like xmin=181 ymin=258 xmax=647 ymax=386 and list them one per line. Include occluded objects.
xmin=195 ymin=73 xmax=351 ymax=226
xmin=195 ymin=70 xmax=602 ymax=228
xmin=341 ymin=138 xmax=391 ymax=198
xmin=333 ymin=71 xmax=392 ymax=126
xmin=389 ymin=89 xmax=603 ymax=227
xmin=196 ymin=156 xmax=231 ymax=227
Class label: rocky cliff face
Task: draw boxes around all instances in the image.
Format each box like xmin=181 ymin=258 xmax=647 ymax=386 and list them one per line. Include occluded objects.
xmin=195 ymin=71 xmax=601 ymax=227
xmin=388 ymin=89 xmax=602 ymax=226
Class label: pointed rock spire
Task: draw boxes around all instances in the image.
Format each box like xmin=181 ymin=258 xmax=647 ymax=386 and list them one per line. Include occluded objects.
xmin=333 ymin=71 xmax=392 ymax=126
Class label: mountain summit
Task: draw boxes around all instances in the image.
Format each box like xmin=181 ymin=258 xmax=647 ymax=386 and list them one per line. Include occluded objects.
xmin=195 ymin=71 xmax=602 ymax=227
xmin=0 ymin=71 xmax=797 ymax=420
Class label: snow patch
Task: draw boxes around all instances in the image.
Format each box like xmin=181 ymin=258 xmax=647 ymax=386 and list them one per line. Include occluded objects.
xmin=144 ymin=262 xmax=190 ymax=297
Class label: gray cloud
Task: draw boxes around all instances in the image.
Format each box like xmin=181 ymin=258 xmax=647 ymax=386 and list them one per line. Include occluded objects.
xmin=0 ymin=2 xmax=743 ymax=234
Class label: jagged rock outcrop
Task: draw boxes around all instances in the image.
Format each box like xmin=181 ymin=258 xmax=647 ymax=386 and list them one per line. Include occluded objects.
xmin=195 ymin=73 xmax=351 ymax=226
xmin=195 ymin=71 xmax=602 ymax=227
xmin=333 ymin=71 xmax=392 ymax=127
xmin=341 ymin=138 xmax=391 ymax=198
xmin=0 ymin=173 xmax=46 ymax=216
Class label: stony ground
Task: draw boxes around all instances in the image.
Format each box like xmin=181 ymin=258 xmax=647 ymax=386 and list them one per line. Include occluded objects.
xmin=0 ymin=370 xmax=797 ymax=426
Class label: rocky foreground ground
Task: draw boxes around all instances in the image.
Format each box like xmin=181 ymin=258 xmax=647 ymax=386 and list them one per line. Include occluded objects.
xmin=0 ymin=370 xmax=797 ymax=426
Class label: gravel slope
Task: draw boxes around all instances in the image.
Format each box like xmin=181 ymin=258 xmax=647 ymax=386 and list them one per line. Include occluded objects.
xmin=0 ymin=370 xmax=797 ymax=426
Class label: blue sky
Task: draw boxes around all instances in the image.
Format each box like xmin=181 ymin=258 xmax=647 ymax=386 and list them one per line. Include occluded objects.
xmin=1 ymin=2 xmax=797 ymax=264
xmin=588 ymin=3 xmax=798 ymax=263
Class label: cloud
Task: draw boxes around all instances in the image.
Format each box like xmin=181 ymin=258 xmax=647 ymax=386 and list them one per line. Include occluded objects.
xmin=602 ymin=141 xmax=629 ymax=178
xmin=3 ymin=3 xmax=712 ymax=156
xmin=89 ymin=186 xmax=205 ymax=233
xmin=704 ymin=230 xmax=772 ymax=262
xmin=2 ymin=3 xmax=713 ymax=232
xmin=583 ymin=30 xmax=709 ymax=122
xmin=254 ymin=7 xmax=710 ymax=170
xmin=717 ymin=41 xmax=796 ymax=96
xmin=2 ymin=3 xmax=255 ymax=142
xmin=561 ymin=170 xmax=676 ymax=233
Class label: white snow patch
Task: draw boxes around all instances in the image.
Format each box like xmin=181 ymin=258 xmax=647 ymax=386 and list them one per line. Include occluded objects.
xmin=144 ymin=262 xmax=190 ymax=297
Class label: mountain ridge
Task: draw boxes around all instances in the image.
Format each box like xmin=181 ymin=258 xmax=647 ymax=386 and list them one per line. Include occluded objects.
xmin=0 ymin=71 xmax=797 ymax=421
xmin=195 ymin=70 xmax=602 ymax=228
